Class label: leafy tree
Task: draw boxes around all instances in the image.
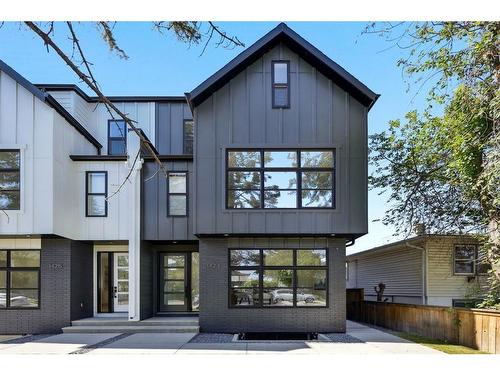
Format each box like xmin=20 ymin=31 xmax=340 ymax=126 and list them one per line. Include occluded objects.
xmin=367 ymin=22 xmax=499 ymax=308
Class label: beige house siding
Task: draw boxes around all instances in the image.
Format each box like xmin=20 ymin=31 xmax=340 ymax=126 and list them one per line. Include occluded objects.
xmin=347 ymin=244 xmax=424 ymax=304
xmin=426 ymin=236 xmax=488 ymax=306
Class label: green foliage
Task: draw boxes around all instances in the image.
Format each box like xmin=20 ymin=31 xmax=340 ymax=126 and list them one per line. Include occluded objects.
xmin=367 ymin=22 xmax=500 ymax=308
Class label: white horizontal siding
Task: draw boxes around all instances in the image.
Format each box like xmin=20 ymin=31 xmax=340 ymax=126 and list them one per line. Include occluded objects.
xmin=426 ymin=237 xmax=488 ymax=304
xmin=347 ymin=246 xmax=423 ymax=298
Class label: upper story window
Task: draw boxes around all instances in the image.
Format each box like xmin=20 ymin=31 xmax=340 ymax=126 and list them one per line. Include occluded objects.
xmin=226 ymin=149 xmax=334 ymax=209
xmin=272 ymin=61 xmax=290 ymax=108
xmin=229 ymin=248 xmax=328 ymax=308
xmin=108 ymin=120 xmax=127 ymax=155
xmin=86 ymin=171 xmax=107 ymax=217
xmin=168 ymin=172 xmax=188 ymax=216
xmin=0 ymin=250 xmax=40 ymax=309
xmin=0 ymin=150 xmax=20 ymax=210
xmin=183 ymin=120 xmax=194 ymax=154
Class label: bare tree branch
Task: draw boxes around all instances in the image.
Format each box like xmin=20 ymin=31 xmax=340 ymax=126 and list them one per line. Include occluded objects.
xmin=25 ymin=21 xmax=169 ymax=192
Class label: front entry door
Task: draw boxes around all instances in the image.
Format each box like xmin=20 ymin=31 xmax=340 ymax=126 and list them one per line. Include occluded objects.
xmin=159 ymin=253 xmax=190 ymax=312
xmin=113 ymin=253 xmax=129 ymax=312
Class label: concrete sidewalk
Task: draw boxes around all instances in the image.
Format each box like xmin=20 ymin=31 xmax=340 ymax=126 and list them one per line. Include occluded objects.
xmin=0 ymin=321 xmax=442 ymax=355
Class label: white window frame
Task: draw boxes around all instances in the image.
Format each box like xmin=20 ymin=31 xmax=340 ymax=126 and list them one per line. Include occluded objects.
xmin=453 ymin=244 xmax=477 ymax=276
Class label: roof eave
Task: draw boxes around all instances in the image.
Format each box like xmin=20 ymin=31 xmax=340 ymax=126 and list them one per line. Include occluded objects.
xmin=188 ymin=23 xmax=379 ymax=110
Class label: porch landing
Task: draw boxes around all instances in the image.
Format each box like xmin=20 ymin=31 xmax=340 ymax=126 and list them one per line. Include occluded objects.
xmin=62 ymin=316 xmax=199 ymax=334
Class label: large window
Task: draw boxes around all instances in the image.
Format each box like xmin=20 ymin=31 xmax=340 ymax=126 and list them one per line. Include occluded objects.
xmin=108 ymin=120 xmax=127 ymax=155
xmin=226 ymin=149 xmax=334 ymax=209
xmin=0 ymin=250 xmax=40 ymax=309
xmin=86 ymin=171 xmax=108 ymax=217
xmin=0 ymin=150 xmax=20 ymax=210
xmin=272 ymin=61 xmax=290 ymax=108
xmin=183 ymin=120 xmax=194 ymax=154
xmin=229 ymin=249 xmax=328 ymax=308
xmin=168 ymin=172 xmax=188 ymax=216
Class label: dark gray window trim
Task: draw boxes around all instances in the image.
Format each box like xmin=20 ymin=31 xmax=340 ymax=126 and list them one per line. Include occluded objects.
xmin=107 ymin=120 xmax=127 ymax=156
xmin=228 ymin=248 xmax=329 ymax=309
xmin=0 ymin=249 xmax=41 ymax=310
xmin=453 ymin=244 xmax=477 ymax=276
xmin=85 ymin=171 xmax=108 ymax=217
xmin=225 ymin=148 xmax=336 ymax=210
xmin=167 ymin=171 xmax=188 ymax=217
xmin=0 ymin=149 xmax=21 ymax=211
xmin=183 ymin=119 xmax=194 ymax=155
xmin=271 ymin=60 xmax=290 ymax=109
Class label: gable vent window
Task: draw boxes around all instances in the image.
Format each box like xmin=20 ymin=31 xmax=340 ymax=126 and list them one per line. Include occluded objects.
xmin=0 ymin=150 xmax=20 ymax=210
xmin=272 ymin=61 xmax=290 ymax=108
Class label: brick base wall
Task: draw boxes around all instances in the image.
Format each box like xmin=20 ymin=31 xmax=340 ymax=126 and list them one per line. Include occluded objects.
xmin=199 ymin=237 xmax=346 ymax=333
xmin=0 ymin=238 xmax=93 ymax=334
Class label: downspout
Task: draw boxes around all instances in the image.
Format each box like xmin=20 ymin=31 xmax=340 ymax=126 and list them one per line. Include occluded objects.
xmin=405 ymin=240 xmax=427 ymax=305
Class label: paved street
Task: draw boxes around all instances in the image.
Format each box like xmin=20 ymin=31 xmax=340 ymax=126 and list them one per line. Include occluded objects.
xmin=0 ymin=321 xmax=441 ymax=355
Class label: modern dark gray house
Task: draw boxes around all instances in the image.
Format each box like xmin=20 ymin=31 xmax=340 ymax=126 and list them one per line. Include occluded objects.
xmin=0 ymin=23 xmax=378 ymax=334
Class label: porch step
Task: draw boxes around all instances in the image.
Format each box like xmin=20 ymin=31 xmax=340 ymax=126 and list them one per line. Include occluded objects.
xmin=62 ymin=325 xmax=199 ymax=334
xmin=71 ymin=317 xmax=199 ymax=327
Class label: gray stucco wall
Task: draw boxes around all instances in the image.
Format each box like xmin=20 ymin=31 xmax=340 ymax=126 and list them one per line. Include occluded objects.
xmin=193 ymin=42 xmax=368 ymax=237
xmin=142 ymin=161 xmax=195 ymax=241
xmin=199 ymin=237 xmax=346 ymax=333
xmin=0 ymin=238 xmax=93 ymax=334
xmin=155 ymin=102 xmax=193 ymax=154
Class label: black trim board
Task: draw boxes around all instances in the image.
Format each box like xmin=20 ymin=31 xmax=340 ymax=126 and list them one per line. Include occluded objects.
xmin=188 ymin=23 xmax=379 ymax=110
xmin=71 ymin=154 xmax=193 ymax=162
xmin=0 ymin=59 xmax=102 ymax=152
xmin=36 ymin=84 xmax=187 ymax=103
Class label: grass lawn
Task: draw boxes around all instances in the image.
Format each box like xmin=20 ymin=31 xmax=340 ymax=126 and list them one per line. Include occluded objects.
xmin=394 ymin=332 xmax=488 ymax=354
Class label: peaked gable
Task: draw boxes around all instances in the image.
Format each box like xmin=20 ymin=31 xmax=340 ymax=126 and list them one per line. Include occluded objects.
xmin=187 ymin=23 xmax=379 ymax=110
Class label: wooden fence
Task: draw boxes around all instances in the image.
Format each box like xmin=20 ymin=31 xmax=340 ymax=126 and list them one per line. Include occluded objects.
xmin=346 ymin=289 xmax=500 ymax=354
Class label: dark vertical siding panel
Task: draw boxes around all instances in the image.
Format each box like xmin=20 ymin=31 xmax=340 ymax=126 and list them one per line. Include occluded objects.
xmin=195 ymin=97 xmax=216 ymax=234
xmin=248 ymin=58 xmax=266 ymax=144
xmin=282 ymin=46 xmax=299 ymax=144
xmin=230 ymin=73 xmax=248 ymax=144
xmin=193 ymin=43 xmax=368 ymax=236
xmin=315 ymin=73 xmax=331 ymax=143
xmin=348 ymin=98 xmax=367 ymax=233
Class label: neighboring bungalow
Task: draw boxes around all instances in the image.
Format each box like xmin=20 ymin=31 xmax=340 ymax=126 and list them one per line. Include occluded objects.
xmin=346 ymin=234 xmax=489 ymax=307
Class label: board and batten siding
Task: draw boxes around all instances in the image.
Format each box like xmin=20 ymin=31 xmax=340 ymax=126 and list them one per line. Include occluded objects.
xmin=0 ymin=69 xmax=93 ymax=235
xmin=347 ymin=245 xmax=424 ymax=304
xmin=155 ymin=102 xmax=192 ymax=155
xmin=142 ymin=160 xmax=195 ymax=241
xmin=426 ymin=236 xmax=488 ymax=306
xmin=193 ymin=42 xmax=368 ymax=236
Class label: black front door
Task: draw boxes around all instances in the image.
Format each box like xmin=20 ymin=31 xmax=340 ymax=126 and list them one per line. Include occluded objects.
xmin=159 ymin=253 xmax=190 ymax=312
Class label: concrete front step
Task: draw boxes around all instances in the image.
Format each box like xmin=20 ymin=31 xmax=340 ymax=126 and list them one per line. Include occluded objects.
xmin=71 ymin=318 xmax=199 ymax=327
xmin=62 ymin=325 xmax=199 ymax=334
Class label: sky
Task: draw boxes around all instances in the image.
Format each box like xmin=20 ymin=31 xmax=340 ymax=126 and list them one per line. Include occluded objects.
xmin=0 ymin=22 xmax=431 ymax=254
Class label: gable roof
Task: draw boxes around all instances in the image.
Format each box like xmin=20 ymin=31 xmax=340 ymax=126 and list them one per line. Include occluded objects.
xmin=187 ymin=23 xmax=379 ymax=111
xmin=0 ymin=59 xmax=102 ymax=152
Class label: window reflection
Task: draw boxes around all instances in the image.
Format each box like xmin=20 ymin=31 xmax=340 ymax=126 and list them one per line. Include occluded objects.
xmin=229 ymin=249 xmax=328 ymax=308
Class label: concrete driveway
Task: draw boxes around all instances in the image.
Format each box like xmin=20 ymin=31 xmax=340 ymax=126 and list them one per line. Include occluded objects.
xmin=0 ymin=321 xmax=441 ymax=355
